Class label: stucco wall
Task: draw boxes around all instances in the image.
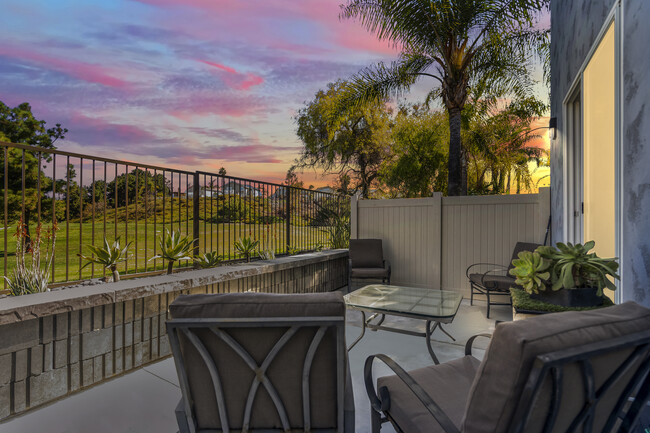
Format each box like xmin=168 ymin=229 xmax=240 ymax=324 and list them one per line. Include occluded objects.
xmin=550 ymin=0 xmax=650 ymax=306
xmin=622 ymin=1 xmax=650 ymax=305
xmin=549 ymin=0 xmax=615 ymax=244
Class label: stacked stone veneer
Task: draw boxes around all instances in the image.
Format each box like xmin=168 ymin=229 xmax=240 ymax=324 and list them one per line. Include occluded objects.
xmin=0 ymin=250 xmax=348 ymax=420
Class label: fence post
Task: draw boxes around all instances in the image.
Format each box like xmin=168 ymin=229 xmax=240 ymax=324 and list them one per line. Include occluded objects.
xmin=193 ymin=172 xmax=200 ymax=259
xmin=538 ymin=186 xmax=551 ymax=245
xmin=285 ymin=186 xmax=291 ymax=253
xmin=350 ymin=193 xmax=359 ymax=239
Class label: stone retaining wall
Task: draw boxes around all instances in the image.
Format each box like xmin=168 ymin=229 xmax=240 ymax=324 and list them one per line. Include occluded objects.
xmin=0 ymin=250 xmax=348 ymax=420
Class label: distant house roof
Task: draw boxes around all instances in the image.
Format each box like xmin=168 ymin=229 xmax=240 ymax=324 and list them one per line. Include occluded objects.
xmin=315 ymin=186 xmax=335 ymax=194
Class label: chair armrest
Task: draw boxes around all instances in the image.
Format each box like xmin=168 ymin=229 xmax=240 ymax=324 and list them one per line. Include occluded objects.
xmin=465 ymin=263 xmax=508 ymax=279
xmin=364 ymin=354 xmax=460 ymax=433
xmin=465 ymin=334 xmax=492 ymax=357
xmin=383 ymin=259 xmax=391 ymax=272
xmin=348 ymin=258 xmax=353 ymax=269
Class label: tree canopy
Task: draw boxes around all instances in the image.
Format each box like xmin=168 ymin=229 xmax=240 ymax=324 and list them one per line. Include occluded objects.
xmin=295 ymin=81 xmax=392 ymax=198
xmin=339 ymin=0 xmax=549 ymax=196
xmin=0 ymin=101 xmax=67 ymax=228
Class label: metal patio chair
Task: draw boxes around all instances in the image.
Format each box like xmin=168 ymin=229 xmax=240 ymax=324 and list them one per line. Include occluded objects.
xmin=365 ymin=301 xmax=650 ymax=433
xmin=167 ymin=291 xmax=355 ymax=433
xmin=348 ymin=239 xmax=391 ymax=291
xmin=466 ymin=241 xmax=541 ymax=318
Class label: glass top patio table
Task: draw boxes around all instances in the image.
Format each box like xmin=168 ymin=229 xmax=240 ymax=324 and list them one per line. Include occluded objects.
xmin=344 ymin=284 xmax=463 ymax=321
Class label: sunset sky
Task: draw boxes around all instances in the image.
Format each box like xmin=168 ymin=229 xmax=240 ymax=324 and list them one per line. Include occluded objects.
xmin=0 ymin=0 xmax=550 ymax=187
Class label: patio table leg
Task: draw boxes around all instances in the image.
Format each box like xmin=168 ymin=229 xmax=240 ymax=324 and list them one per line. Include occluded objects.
xmin=437 ymin=323 xmax=456 ymax=342
xmin=425 ymin=321 xmax=441 ymax=365
xmin=369 ymin=313 xmax=385 ymax=331
xmin=348 ymin=311 xmax=367 ymax=350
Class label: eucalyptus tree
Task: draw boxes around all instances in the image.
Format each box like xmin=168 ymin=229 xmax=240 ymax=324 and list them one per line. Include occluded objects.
xmin=295 ymin=81 xmax=392 ymax=198
xmin=339 ymin=0 xmax=548 ymax=196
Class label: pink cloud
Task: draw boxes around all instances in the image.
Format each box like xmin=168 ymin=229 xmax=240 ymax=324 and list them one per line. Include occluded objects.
xmin=166 ymin=95 xmax=268 ymax=119
xmin=135 ymin=0 xmax=397 ymax=56
xmin=68 ymin=113 xmax=159 ymax=143
xmin=198 ymin=60 xmax=264 ymax=91
xmin=0 ymin=45 xmax=130 ymax=89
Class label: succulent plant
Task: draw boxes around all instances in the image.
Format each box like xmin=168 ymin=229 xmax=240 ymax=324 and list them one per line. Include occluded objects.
xmin=78 ymin=237 xmax=131 ymax=282
xmin=536 ymin=241 xmax=619 ymax=296
xmin=194 ymin=251 xmax=223 ymax=269
xmin=258 ymin=248 xmax=276 ymax=260
xmin=151 ymin=229 xmax=194 ymax=274
xmin=509 ymin=251 xmax=551 ymax=294
xmin=234 ymin=236 xmax=259 ymax=262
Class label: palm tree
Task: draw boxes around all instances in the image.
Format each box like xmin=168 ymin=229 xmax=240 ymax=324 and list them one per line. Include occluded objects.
xmin=339 ymin=0 xmax=548 ymax=195
xmin=464 ymin=96 xmax=547 ymax=194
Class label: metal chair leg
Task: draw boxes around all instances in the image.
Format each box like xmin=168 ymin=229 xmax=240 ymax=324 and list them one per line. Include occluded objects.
xmin=371 ymin=407 xmax=382 ymax=433
xmin=486 ymin=290 xmax=491 ymax=319
xmin=470 ymin=283 xmax=474 ymax=306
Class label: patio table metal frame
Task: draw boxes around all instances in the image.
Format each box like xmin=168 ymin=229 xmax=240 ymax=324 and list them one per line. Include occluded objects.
xmin=344 ymin=284 xmax=464 ymax=365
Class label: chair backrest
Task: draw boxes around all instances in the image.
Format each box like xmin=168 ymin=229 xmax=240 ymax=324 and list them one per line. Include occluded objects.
xmin=167 ymin=292 xmax=347 ymax=433
xmin=507 ymin=242 xmax=542 ymax=272
xmin=349 ymin=238 xmax=384 ymax=268
xmin=462 ymin=302 xmax=650 ymax=433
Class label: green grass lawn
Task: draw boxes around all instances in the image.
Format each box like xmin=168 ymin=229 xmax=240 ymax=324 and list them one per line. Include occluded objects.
xmin=1 ymin=220 xmax=332 ymax=284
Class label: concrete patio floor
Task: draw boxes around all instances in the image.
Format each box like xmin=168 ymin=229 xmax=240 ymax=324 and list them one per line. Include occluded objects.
xmin=0 ymin=299 xmax=511 ymax=433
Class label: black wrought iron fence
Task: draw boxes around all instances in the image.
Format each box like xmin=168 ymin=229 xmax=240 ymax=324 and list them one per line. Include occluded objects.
xmin=0 ymin=141 xmax=350 ymax=287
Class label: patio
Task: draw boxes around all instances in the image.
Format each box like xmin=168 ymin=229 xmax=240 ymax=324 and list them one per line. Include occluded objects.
xmin=0 ymin=297 xmax=509 ymax=433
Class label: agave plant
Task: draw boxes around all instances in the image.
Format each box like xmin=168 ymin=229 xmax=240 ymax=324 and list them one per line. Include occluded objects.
xmin=194 ymin=251 xmax=223 ymax=269
xmin=151 ymin=229 xmax=194 ymax=274
xmin=536 ymin=241 xmax=619 ymax=295
xmin=78 ymin=237 xmax=131 ymax=282
xmin=509 ymin=251 xmax=550 ymax=295
xmin=4 ymin=221 xmax=57 ymax=296
xmin=234 ymin=236 xmax=259 ymax=262
xmin=258 ymin=248 xmax=276 ymax=261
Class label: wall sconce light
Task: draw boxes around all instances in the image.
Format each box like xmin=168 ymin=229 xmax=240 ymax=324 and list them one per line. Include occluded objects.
xmin=549 ymin=117 xmax=557 ymax=140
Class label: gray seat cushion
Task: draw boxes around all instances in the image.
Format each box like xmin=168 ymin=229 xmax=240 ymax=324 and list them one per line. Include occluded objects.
xmin=349 ymin=239 xmax=385 ymax=268
xmin=462 ymin=301 xmax=650 ymax=433
xmin=378 ymin=356 xmax=481 ymax=433
xmin=469 ymin=273 xmax=515 ymax=291
xmin=350 ymin=267 xmax=390 ymax=279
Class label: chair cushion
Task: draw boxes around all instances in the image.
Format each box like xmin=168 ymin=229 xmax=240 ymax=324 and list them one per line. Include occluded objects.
xmin=169 ymin=291 xmax=345 ymax=319
xmin=349 ymin=239 xmax=385 ymax=268
xmin=462 ymin=301 xmax=650 ymax=433
xmin=350 ymin=267 xmax=389 ymax=279
xmin=378 ymin=355 xmax=481 ymax=433
xmin=469 ymin=273 xmax=515 ymax=291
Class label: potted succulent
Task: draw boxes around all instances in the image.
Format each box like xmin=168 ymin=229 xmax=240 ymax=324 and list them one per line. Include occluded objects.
xmin=508 ymin=251 xmax=551 ymax=295
xmin=510 ymin=241 xmax=619 ymax=307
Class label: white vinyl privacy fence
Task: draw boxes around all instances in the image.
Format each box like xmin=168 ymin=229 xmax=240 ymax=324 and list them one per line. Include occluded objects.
xmin=351 ymin=188 xmax=550 ymax=295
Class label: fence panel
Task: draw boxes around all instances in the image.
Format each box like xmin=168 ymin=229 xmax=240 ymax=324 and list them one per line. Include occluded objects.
xmin=440 ymin=193 xmax=548 ymax=295
xmin=0 ymin=142 xmax=350 ymax=288
xmin=355 ymin=195 xmax=442 ymax=289
xmin=352 ymin=188 xmax=550 ymax=296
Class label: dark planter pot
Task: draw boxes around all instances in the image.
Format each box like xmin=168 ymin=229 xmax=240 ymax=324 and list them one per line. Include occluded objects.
xmin=531 ymin=287 xmax=604 ymax=308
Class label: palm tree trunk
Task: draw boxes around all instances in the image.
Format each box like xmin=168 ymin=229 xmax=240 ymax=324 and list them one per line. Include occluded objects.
xmin=447 ymin=107 xmax=463 ymax=196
